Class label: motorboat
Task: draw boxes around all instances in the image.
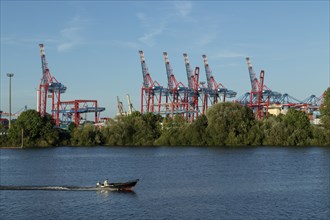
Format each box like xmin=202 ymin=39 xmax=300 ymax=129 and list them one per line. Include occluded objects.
xmin=96 ymin=179 xmax=139 ymax=191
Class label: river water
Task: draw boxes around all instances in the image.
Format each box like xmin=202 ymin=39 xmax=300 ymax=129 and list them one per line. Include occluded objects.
xmin=0 ymin=146 xmax=329 ymax=219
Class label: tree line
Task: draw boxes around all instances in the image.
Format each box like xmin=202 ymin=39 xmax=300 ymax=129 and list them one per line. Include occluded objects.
xmin=1 ymin=88 xmax=329 ymax=148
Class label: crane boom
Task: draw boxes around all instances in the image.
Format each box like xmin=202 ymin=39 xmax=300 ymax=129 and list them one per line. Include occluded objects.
xmin=38 ymin=44 xmax=53 ymax=116
xmin=202 ymin=54 xmax=214 ymax=90
xmin=139 ymin=50 xmax=151 ymax=88
xmin=163 ymin=52 xmax=174 ymax=90
xmin=38 ymin=43 xmax=67 ymax=125
xmin=246 ymin=57 xmax=258 ymax=92
xmin=39 ymin=44 xmax=52 ymax=85
xmin=183 ymin=53 xmax=194 ymax=89
xmin=117 ymin=96 xmax=125 ymax=116
xmin=126 ymin=94 xmax=134 ymax=115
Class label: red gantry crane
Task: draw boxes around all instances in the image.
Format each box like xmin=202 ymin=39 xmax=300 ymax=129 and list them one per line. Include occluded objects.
xmin=202 ymin=54 xmax=237 ymax=107
xmin=139 ymin=50 xmax=163 ymax=114
xmin=183 ymin=53 xmax=206 ymax=118
xmin=163 ymin=52 xmax=190 ymax=118
xmin=38 ymin=44 xmax=105 ymax=128
xmin=245 ymin=57 xmax=281 ymax=119
xmin=57 ymin=100 xmax=104 ymax=127
xmin=38 ymin=44 xmax=67 ymax=125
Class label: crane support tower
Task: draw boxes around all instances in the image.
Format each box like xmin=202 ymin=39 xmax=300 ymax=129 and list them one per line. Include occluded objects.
xmin=38 ymin=44 xmax=67 ymax=126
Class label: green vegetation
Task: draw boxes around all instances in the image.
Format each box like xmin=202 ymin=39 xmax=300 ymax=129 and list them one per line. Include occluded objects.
xmin=1 ymin=110 xmax=67 ymax=147
xmin=1 ymin=88 xmax=329 ymax=148
xmin=262 ymin=109 xmax=312 ymax=146
xmin=319 ymin=87 xmax=330 ymax=145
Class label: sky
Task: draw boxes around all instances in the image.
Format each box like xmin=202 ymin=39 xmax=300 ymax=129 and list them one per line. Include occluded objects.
xmin=0 ymin=0 xmax=329 ymax=118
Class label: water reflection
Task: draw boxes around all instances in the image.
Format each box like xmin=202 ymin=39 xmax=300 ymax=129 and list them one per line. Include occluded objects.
xmin=96 ymin=190 xmax=111 ymax=197
xmin=96 ymin=190 xmax=137 ymax=198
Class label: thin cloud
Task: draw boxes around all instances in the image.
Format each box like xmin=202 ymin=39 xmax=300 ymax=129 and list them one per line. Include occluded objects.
xmin=198 ymin=32 xmax=217 ymax=47
xmin=174 ymin=1 xmax=192 ymax=17
xmin=57 ymin=16 xmax=89 ymax=52
xmin=136 ymin=12 xmax=146 ymax=22
xmin=139 ymin=28 xmax=164 ymax=47
xmin=111 ymin=40 xmax=141 ymax=49
xmin=57 ymin=43 xmax=74 ymax=52
xmin=135 ymin=11 xmax=167 ymax=47
xmin=1 ymin=35 xmax=57 ymax=46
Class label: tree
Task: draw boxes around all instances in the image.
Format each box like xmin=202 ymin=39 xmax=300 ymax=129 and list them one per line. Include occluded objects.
xmin=319 ymin=87 xmax=330 ymax=145
xmin=102 ymin=112 xmax=162 ymax=146
xmin=263 ymin=109 xmax=312 ymax=146
xmin=155 ymin=115 xmax=187 ymax=146
xmin=205 ymin=102 xmax=256 ymax=146
xmin=283 ymin=109 xmax=312 ymax=146
xmin=310 ymin=125 xmax=328 ymax=146
xmin=101 ymin=117 xmax=126 ymax=145
xmin=0 ymin=123 xmax=8 ymax=147
xmin=262 ymin=115 xmax=288 ymax=146
xmin=71 ymin=124 xmax=104 ymax=146
xmin=246 ymin=120 xmax=264 ymax=146
xmin=182 ymin=114 xmax=208 ymax=146
xmin=7 ymin=109 xmax=61 ymax=147
xmin=141 ymin=112 xmax=162 ymax=142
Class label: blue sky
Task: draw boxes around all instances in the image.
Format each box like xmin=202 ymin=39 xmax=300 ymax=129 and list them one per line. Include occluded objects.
xmin=1 ymin=1 xmax=329 ymax=118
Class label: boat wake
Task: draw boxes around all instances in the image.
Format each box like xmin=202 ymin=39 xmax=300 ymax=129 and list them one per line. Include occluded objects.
xmin=0 ymin=179 xmax=139 ymax=192
xmin=0 ymin=186 xmax=117 ymax=191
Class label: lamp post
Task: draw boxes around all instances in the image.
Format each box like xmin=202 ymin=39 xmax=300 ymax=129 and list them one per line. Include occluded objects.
xmin=7 ymin=73 xmax=14 ymax=129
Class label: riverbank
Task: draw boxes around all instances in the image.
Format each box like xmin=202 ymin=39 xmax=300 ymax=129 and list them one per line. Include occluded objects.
xmin=1 ymin=144 xmax=329 ymax=149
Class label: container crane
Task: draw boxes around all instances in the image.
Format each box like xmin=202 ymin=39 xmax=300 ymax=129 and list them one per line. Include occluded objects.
xmin=246 ymin=57 xmax=281 ymax=99
xmin=183 ymin=53 xmax=207 ymax=117
xmin=246 ymin=57 xmax=258 ymax=93
xmin=301 ymin=95 xmax=322 ymax=112
xmin=163 ymin=52 xmax=187 ymax=102
xmin=57 ymin=100 xmax=104 ymax=127
xmin=38 ymin=44 xmax=66 ymax=126
xmin=163 ymin=52 xmax=189 ymax=117
xmin=202 ymin=54 xmax=237 ymax=105
xmin=183 ymin=53 xmax=194 ymax=90
xmin=245 ymin=57 xmax=268 ymax=119
xmin=139 ymin=50 xmax=163 ymax=114
xmin=117 ymin=96 xmax=126 ymax=116
xmin=276 ymin=93 xmax=302 ymax=107
xmin=126 ymin=94 xmax=135 ymax=115
xmin=245 ymin=57 xmax=281 ymax=119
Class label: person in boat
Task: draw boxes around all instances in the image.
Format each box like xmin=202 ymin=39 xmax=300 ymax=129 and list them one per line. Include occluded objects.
xmin=104 ymin=179 xmax=109 ymax=186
